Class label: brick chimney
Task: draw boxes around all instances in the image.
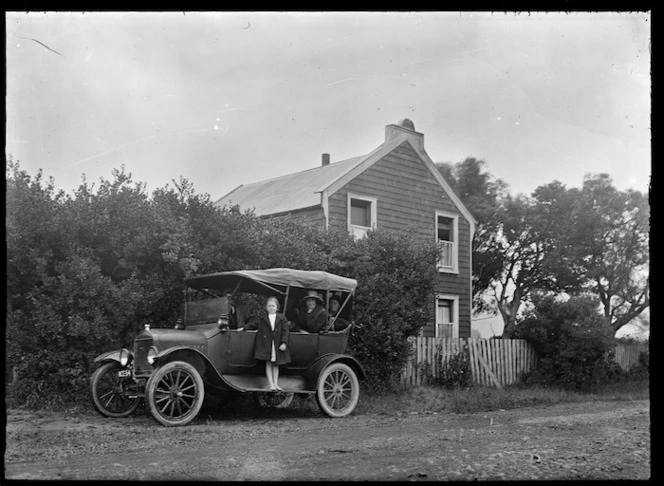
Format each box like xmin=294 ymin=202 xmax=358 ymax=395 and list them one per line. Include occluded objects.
xmin=385 ymin=118 xmax=424 ymax=151
xmin=322 ymin=153 xmax=330 ymax=166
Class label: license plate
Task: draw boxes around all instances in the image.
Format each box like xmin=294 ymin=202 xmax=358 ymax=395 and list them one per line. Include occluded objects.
xmin=118 ymin=369 xmax=131 ymax=378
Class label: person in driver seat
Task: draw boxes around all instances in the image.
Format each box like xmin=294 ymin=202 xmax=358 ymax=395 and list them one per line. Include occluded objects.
xmin=297 ymin=290 xmax=328 ymax=333
xmin=223 ymin=290 xmax=247 ymax=329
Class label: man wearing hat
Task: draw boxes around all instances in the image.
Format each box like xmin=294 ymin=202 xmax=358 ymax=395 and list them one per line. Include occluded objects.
xmin=298 ymin=290 xmax=328 ymax=333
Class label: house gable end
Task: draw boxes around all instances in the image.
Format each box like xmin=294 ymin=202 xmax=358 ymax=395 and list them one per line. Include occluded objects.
xmin=324 ymin=137 xmax=476 ymax=238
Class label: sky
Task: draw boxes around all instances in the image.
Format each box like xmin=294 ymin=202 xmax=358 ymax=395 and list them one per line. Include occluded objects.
xmin=6 ymin=11 xmax=651 ymax=202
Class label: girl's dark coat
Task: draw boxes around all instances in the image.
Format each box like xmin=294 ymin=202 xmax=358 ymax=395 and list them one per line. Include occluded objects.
xmin=245 ymin=312 xmax=291 ymax=365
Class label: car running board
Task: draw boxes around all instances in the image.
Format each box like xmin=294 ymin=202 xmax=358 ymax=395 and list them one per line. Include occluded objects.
xmin=220 ymin=373 xmax=315 ymax=393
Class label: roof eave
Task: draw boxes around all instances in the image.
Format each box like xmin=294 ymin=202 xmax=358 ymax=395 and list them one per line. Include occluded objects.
xmin=408 ymin=141 xmax=477 ymax=235
xmin=324 ymin=136 xmax=407 ymax=196
xmin=257 ymin=204 xmax=322 ymax=218
xmin=213 ymin=184 xmax=245 ymax=207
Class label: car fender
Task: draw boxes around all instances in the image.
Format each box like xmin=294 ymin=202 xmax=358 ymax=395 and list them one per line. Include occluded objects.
xmin=93 ymin=350 xmax=122 ymax=364
xmin=154 ymin=345 xmax=209 ymax=360
xmin=307 ymin=353 xmax=366 ymax=387
xmin=153 ymin=346 xmax=241 ymax=392
xmin=154 ymin=345 xmax=216 ymax=373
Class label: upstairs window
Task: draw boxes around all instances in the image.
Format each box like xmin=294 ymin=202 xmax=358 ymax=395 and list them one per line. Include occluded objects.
xmin=436 ymin=211 xmax=458 ymax=273
xmin=351 ymin=199 xmax=371 ymax=227
xmin=348 ymin=194 xmax=377 ymax=239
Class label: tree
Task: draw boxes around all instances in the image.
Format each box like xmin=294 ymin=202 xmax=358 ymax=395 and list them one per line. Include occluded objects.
xmin=566 ymin=174 xmax=650 ymax=333
xmin=438 ymin=162 xmax=650 ymax=337
xmin=435 ymin=158 xmax=508 ymax=310
xmin=469 ymin=180 xmax=591 ymax=337
xmin=487 ymin=188 xmax=582 ymax=337
xmin=6 ymin=157 xmax=69 ymax=314
xmin=6 ymin=162 xmax=154 ymax=403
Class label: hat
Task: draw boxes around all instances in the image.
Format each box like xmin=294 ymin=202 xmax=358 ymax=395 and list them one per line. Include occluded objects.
xmin=301 ymin=290 xmax=323 ymax=305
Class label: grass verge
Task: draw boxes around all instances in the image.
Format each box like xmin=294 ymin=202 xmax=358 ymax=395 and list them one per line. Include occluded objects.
xmin=354 ymin=378 xmax=649 ymax=416
xmin=8 ymin=377 xmax=649 ymax=418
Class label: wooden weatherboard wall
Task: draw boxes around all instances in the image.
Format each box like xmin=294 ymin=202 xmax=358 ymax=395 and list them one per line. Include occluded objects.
xmin=326 ymin=142 xmax=472 ymax=337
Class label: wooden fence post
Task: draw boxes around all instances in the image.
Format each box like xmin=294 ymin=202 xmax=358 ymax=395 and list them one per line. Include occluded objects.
xmin=478 ymin=352 xmax=502 ymax=389
xmin=401 ymin=337 xmax=543 ymax=387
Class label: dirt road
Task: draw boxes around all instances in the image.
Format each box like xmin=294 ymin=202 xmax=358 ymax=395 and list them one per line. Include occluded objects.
xmin=5 ymin=397 xmax=650 ymax=481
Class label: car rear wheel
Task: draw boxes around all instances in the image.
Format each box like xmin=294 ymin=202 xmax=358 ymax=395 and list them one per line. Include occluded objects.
xmin=316 ymin=362 xmax=360 ymax=418
xmin=146 ymin=361 xmax=204 ymax=426
xmin=91 ymin=362 xmax=141 ymax=418
xmin=255 ymin=392 xmax=294 ymax=409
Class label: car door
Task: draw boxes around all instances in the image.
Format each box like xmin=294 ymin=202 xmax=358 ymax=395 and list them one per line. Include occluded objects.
xmin=227 ymin=330 xmax=258 ymax=368
xmin=286 ymin=332 xmax=319 ymax=371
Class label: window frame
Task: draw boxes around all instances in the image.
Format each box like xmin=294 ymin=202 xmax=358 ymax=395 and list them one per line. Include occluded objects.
xmin=435 ymin=210 xmax=459 ymax=273
xmin=435 ymin=294 xmax=459 ymax=338
xmin=347 ymin=193 xmax=377 ymax=238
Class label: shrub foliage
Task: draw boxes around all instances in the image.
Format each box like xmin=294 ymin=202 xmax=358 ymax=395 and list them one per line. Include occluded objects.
xmin=513 ymin=294 xmax=619 ymax=390
xmin=6 ymin=159 xmax=439 ymax=406
xmin=342 ymin=229 xmax=440 ymax=392
xmin=424 ymin=348 xmax=472 ymax=390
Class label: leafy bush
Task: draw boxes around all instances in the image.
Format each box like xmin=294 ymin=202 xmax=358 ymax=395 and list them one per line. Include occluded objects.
xmin=513 ymin=294 xmax=617 ymax=390
xmin=438 ymin=349 xmax=472 ymax=389
xmin=6 ymin=159 xmax=440 ymax=406
xmin=422 ymin=347 xmax=472 ymax=389
xmin=342 ymin=228 xmax=440 ymax=392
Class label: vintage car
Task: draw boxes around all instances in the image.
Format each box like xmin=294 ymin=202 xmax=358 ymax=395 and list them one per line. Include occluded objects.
xmin=90 ymin=268 xmax=365 ymax=426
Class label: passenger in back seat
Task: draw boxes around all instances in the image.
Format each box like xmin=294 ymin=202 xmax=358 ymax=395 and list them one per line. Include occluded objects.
xmin=297 ymin=291 xmax=328 ymax=333
xmin=328 ymin=294 xmax=349 ymax=331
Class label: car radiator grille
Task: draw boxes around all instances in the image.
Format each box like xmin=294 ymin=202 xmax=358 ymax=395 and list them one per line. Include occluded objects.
xmin=133 ymin=338 xmax=153 ymax=377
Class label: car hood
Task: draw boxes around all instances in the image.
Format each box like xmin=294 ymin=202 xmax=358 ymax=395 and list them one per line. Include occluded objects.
xmin=136 ymin=325 xmax=218 ymax=347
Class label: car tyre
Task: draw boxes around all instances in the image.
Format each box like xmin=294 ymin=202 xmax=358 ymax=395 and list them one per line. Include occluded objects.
xmin=316 ymin=362 xmax=360 ymax=418
xmin=146 ymin=361 xmax=204 ymax=426
xmin=91 ymin=362 xmax=141 ymax=418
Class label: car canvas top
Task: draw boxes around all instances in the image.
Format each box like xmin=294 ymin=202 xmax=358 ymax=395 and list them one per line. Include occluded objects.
xmin=185 ymin=268 xmax=358 ymax=295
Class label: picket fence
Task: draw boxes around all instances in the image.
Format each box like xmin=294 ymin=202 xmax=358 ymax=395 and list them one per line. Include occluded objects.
xmin=402 ymin=337 xmax=649 ymax=388
xmin=401 ymin=337 xmax=537 ymax=388
xmin=613 ymin=341 xmax=649 ymax=371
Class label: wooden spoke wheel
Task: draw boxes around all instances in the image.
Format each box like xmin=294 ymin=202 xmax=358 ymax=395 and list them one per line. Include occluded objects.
xmin=91 ymin=362 xmax=141 ymax=418
xmin=146 ymin=361 xmax=204 ymax=426
xmin=316 ymin=362 xmax=360 ymax=418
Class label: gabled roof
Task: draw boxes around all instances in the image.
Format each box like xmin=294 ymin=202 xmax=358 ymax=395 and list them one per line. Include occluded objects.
xmin=214 ymin=122 xmax=477 ymax=232
xmin=214 ymin=155 xmax=366 ymax=215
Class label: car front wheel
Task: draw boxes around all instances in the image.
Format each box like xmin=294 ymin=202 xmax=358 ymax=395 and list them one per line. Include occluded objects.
xmin=91 ymin=362 xmax=141 ymax=418
xmin=316 ymin=362 xmax=360 ymax=418
xmin=146 ymin=361 xmax=204 ymax=426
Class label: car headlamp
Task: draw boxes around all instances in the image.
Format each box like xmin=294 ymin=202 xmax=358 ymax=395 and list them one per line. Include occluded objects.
xmin=147 ymin=346 xmax=159 ymax=365
xmin=119 ymin=348 xmax=133 ymax=367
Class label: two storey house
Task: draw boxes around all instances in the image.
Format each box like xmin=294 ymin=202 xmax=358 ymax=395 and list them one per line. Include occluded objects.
xmin=215 ymin=119 xmax=476 ymax=338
